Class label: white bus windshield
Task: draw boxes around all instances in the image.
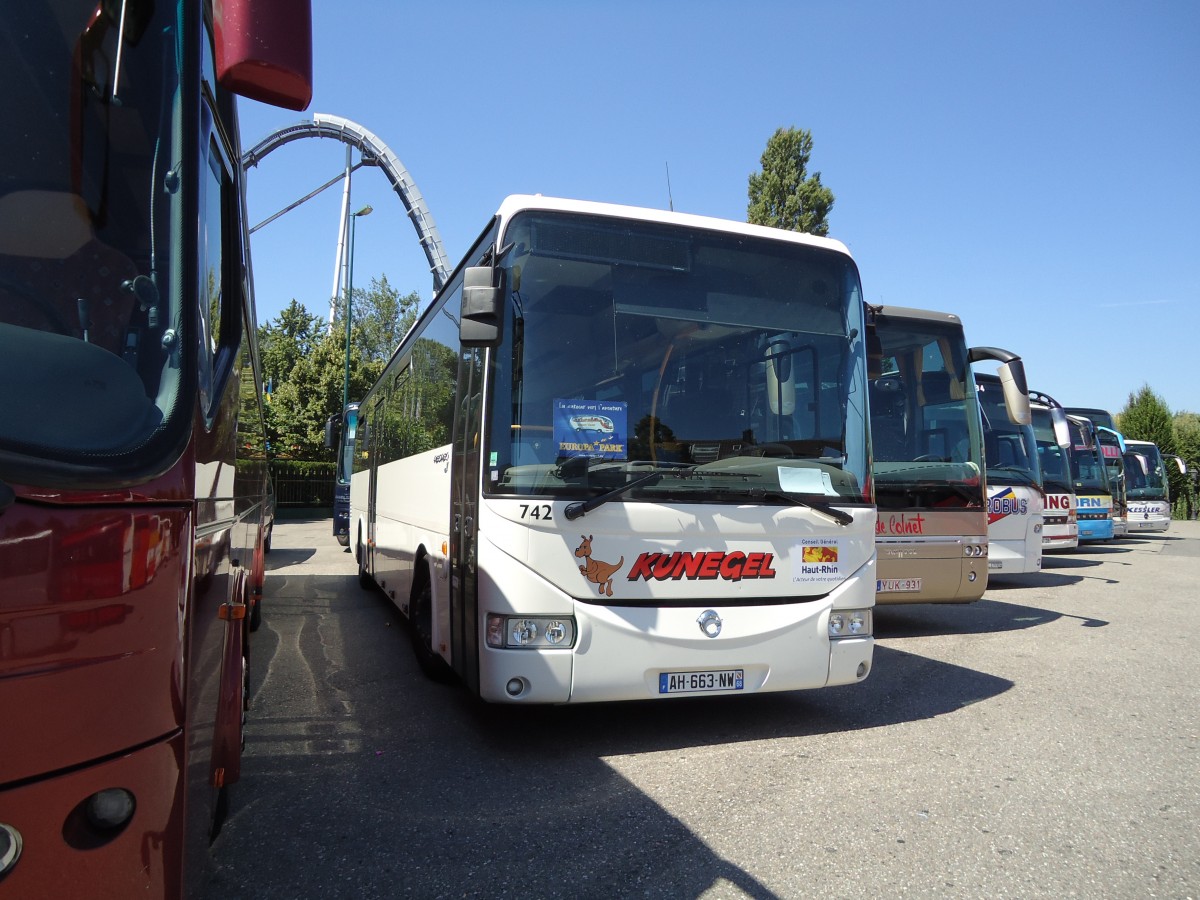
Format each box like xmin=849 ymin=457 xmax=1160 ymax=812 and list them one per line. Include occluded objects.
xmin=976 ymin=374 xmax=1040 ymax=488
xmin=870 ymin=315 xmax=984 ymax=509
xmin=1068 ymin=419 xmax=1110 ymax=492
xmin=1125 ymin=442 xmax=1169 ymax=500
xmin=486 ymin=211 xmax=870 ymax=504
xmin=1032 ymin=406 xmax=1073 ymax=493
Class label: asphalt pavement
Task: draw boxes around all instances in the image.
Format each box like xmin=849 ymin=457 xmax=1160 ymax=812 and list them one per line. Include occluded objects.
xmin=206 ymin=518 xmax=1200 ymax=899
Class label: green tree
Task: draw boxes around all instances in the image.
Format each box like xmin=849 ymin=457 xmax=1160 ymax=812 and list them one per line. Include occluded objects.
xmin=1171 ymin=411 xmax=1200 ymax=519
xmin=1174 ymin=412 xmax=1200 ymax=467
xmin=1117 ymin=385 xmax=1175 ymax=451
xmin=259 ymin=278 xmax=424 ymax=458
xmin=259 ymin=299 xmax=323 ymax=392
xmin=747 ymin=127 xmax=835 ymax=236
xmin=344 ymin=274 xmax=421 ymax=364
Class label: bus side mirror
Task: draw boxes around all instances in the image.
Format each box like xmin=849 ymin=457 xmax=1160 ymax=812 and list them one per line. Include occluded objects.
xmin=1168 ymin=454 xmax=1188 ymax=475
xmin=1050 ymin=407 xmax=1071 ymax=450
xmin=967 ymin=345 xmax=1030 ymax=426
xmin=996 ymin=360 xmax=1031 ymax=426
xmin=213 ymin=0 xmax=314 ymax=111
xmin=324 ymin=415 xmax=339 ymax=451
xmin=461 ymin=266 xmax=505 ymax=347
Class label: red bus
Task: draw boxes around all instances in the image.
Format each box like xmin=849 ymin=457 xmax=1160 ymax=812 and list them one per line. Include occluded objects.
xmin=0 ymin=1 xmax=311 ymax=896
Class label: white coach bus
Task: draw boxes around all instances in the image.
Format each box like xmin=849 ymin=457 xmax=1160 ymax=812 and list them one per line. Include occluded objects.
xmin=350 ymin=195 xmax=876 ymax=703
xmin=1124 ymin=439 xmax=1186 ymax=533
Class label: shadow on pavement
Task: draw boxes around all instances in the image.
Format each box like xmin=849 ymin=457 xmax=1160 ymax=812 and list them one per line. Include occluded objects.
xmin=263 ymin=548 xmax=316 ymax=569
xmin=875 ymin=596 xmax=1108 ymax=637
xmin=208 ymin=552 xmax=1013 ymax=899
xmin=1040 ymin=556 xmax=1103 ymax=569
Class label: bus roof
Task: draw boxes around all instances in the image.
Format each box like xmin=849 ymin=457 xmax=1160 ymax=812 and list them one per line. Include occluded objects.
xmin=1064 ymin=407 xmax=1116 ymax=430
xmin=870 ymin=305 xmax=962 ymax=326
xmin=494 ymin=194 xmax=854 ymax=258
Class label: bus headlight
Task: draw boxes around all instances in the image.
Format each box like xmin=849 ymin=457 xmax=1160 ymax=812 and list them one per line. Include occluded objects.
xmin=829 ymin=609 xmax=872 ymax=638
xmin=963 ymin=542 xmax=987 ymax=557
xmin=486 ymin=614 xmax=576 ymax=649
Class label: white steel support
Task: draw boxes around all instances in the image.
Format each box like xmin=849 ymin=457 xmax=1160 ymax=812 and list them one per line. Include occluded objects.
xmin=329 ymin=145 xmax=353 ymax=331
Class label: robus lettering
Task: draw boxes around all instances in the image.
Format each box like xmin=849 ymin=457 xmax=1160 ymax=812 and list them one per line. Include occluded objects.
xmin=988 ymin=496 xmax=1028 ymax=516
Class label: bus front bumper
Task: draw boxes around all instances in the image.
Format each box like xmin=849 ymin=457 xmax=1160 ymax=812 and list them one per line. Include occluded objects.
xmin=0 ymin=734 xmax=185 ymax=899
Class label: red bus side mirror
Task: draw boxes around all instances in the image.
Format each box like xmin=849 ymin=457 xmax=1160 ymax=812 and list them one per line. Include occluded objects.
xmin=213 ymin=0 xmax=313 ymax=111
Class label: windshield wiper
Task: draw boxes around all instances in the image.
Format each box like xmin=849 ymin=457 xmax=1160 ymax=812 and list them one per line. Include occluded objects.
xmin=0 ymin=479 xmax=14 ymax=515
xmin=562 ymin=462 xmax=726 ymax=520
xmin=564 ymin=470 xmax=665 ymax=520
xmin=988 ymin=466 xmax=1041 ymax=488
xmin=742 ymin=489 xmax=855 ymax=527
xmin=563 ymin=464 xmax=779 ymax=521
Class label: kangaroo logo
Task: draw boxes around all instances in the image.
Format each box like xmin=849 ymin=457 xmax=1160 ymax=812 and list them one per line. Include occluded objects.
xmin=574 ymin=534 xmax=624 ymax=598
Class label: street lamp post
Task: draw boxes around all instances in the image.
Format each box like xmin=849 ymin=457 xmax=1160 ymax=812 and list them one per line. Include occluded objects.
xmin=343 ymin=204 xmax=372 ymax=410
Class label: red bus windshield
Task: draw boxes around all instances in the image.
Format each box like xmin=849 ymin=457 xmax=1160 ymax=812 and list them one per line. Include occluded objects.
xmin=1 ymin=0 xmax=188 ymax=485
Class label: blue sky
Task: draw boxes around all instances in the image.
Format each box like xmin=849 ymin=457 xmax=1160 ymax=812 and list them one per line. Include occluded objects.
xmin=239 ymin=1 xmax=1200 ymax=416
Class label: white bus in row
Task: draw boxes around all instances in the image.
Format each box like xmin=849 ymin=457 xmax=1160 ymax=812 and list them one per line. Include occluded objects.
xmin=1125 ymin=440 xmax=1187 ymax=533
xmin=1029 ymin=391 xmax=1078 ymax=551
xmin=351 ymin=195 xmax=876 ymax=703
xmin=975 ymin=373 xmax=1044 ymax=575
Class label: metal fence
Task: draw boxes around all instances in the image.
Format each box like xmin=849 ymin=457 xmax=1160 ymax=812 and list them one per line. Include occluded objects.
xmin=273 ymin=462 xmax=336 ymax=509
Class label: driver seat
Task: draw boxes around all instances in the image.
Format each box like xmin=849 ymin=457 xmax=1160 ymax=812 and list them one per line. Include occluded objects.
xmin=0 ymin=190 xmax=138 ymax=357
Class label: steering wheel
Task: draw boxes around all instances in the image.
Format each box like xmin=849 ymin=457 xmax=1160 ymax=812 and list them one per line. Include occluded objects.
xmin=913 ymin=454 xmax=949 ymax=463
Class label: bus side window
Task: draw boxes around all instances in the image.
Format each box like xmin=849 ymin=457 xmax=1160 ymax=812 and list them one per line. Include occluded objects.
xmin=198 ymin=120 xmax=243 ymax=418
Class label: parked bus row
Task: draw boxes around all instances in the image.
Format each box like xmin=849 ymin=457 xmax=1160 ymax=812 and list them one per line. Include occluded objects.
xmin=337 ymin=194 xmax=1189 ymax=714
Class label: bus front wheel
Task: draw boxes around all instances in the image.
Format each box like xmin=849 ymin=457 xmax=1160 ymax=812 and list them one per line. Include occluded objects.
xmin=410 ymin=578 xmax=454 ymax=683
xmin=356 ymin=534 xmax=372 ymax=589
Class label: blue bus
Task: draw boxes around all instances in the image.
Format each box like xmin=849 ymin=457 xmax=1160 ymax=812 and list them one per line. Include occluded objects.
xmin=1095 ymin=425 xmax=1128 ymax=537
xmin=325 ymin=402 xmax=360 ymax=546
xmin=1066 ymin=416 xmax=1113 ymax=541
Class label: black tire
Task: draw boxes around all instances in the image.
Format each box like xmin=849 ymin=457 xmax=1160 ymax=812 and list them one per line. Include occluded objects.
xmin=409 ymin=577 xmax=455 ymax=683
xmin=357 ymin=535 xmax=373 ymax=589
xmin=209 ymin=786 xmax=230 ymax=843
xmin=249 ymin=593 xmax=263 ymax=632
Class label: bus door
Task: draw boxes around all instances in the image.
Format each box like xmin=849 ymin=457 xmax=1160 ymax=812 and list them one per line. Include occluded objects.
xmin=450 ymin=343 xmax=485 ymax=690
xmin=366 ymin=396 xmax=384 ymax=565
xmin=448 ymin=251 xmax=501 ymax=689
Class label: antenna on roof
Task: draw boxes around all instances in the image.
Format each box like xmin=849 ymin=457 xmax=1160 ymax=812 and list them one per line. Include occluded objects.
xmin=665 ymin=162 xmax=674 ymax=211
